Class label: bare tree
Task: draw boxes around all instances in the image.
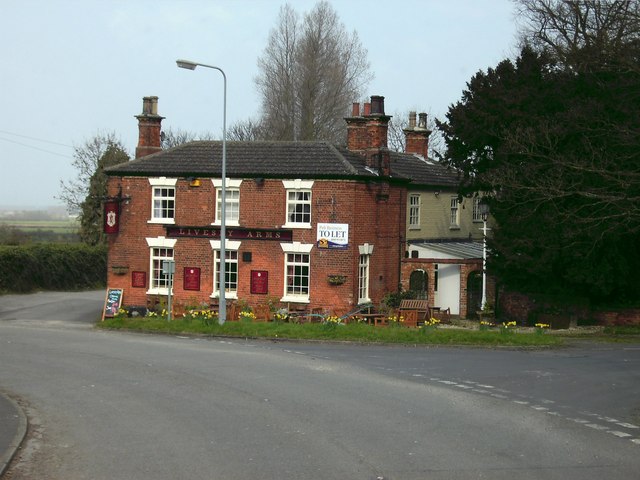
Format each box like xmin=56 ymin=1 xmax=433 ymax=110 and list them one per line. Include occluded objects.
xmin=257 ymin=4 xmax=298 ymax=141
xmin=515 ymin=0 xmax=640 ymax=72
xmin=161 ymin=127 xmax=216 ymax=149
xmin=58 ymin=132 xmax=128 ymax=213
xmin=256 ymin=1 xmax=372 ymax=142
xmin=227 ymin=118 xmax=266 ymax=141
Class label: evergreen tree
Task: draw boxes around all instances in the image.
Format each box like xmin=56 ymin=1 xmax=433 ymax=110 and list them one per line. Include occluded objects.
xmin=438 ymin=34 xmax=640 ymax=304
xmin=78 ymin=144 xmax=129 ymax=245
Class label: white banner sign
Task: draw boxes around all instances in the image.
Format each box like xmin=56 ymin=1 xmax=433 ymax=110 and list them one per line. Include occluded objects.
xmin=317 ymin=223 xmax=349 ymax=249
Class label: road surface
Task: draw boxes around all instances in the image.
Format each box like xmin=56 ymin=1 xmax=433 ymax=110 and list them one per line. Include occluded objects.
xmin=1 ymin=290 xmax=639 ymax=479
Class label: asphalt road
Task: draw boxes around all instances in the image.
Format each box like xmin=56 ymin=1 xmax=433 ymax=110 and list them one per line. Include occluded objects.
xmin=1 ymin=290 xmax=639 ymax=479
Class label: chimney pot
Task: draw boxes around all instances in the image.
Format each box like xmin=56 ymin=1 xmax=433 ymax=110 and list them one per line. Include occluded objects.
xmin=142 ymin=96 xmax=159 ymax=115
xmin=370 ymin=95 xmax=385 ymax=115
xmin=363 ymin=102 xmax=371 ymax=116
xmin=418 ymin=113 xmax=428 ymax=129
xmin=351 ymin=102 xmax=361 ymax=117
xmin=409 ymin=111 xmax=417 ymax=129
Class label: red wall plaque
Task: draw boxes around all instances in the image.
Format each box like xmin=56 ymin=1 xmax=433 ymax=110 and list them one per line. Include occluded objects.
xmin=184 ymin=267 xmax=201 ymax=291
xmin=251 ymin=270 xmax=268 ymax=294
xmin=131 ymin=271 xmax=146 ymax=288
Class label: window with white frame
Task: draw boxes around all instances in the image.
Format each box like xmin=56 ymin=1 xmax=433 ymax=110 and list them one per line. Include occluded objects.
xmin=358 ymin=244 xmax=374 ymax=304
xmin=283 ymin=180 xmax=314 ymax=228
xmin=149 ymin=178 xmax=177 ymax=224
xmin=281 ymin=242 xmax=313 ymax=302
xmin=409 ymin=194 xmax=420 ymax=228
xmin=210 ymin=240 xmax=241 ymax=299
xmin=146 ymin=237 xmax=177 ymax=295
xmin=212 ymin=179 xmax=242 ymax=226
xmin=472 ymin=196 xmax=483 ymax=222
xmin=450 ymin=197 xmax=460 ymax=228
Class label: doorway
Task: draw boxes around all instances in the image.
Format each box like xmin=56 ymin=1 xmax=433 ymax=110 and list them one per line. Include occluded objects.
xmin=409 ymin=269 xmax=427 ymax=299
xmin=467 ymin=271 xmax=482 ymax=318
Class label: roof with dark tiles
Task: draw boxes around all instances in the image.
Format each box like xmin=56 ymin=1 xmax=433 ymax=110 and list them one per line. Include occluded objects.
xmin=106 ymin=140 xmax=459 ymax=188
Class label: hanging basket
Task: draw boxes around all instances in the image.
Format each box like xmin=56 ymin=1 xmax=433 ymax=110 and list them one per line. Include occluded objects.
xmin=327 ymin=274 xmax=346 ymax=285
xmin=111 ymin=265 xmax=129 ymax=276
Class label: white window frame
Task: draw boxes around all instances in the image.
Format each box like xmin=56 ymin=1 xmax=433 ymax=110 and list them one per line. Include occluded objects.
xmin=409 ymin=194 xmax=421 ymax=229
xmin=148 ymin=177 xmax=177 ymax=224
xmin=209 ymin=240 xmax=242 ymax=300
xmin=472 ymin=196 xmax=483 ymax=222
xmin=450 ymin=196 xmax=460 ymax=228
xmin=358 ymin=243 xmax=374 ymax=304
xmin=283 ymin=180 xmax=314 ymax=228
xmin=212 ymin=179 xmax=242 ymax=226
xmin=145 ymin=236 xmax=177 ymax=295
xmin=280 ymin=242 xmax=313 ymax=303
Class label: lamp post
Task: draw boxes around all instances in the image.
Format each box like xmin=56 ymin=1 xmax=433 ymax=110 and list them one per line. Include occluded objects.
xmin=177 ymin=59 xmax=227 ymax=324
xmin=478 ymin=200 xmax=491 ymax=311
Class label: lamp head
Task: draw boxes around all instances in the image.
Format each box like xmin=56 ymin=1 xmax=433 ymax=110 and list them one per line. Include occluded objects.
xmin=478 ymin=199 xmax=490 ymax=221
xmin=176 ymin=59 xmax=198 ymax=70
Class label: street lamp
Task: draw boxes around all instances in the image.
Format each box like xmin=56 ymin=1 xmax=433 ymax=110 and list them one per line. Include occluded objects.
xmin=177 ymin=59 xmax=227 ymax=324
xmin=478 ymin=199 xmax=491 ymax=311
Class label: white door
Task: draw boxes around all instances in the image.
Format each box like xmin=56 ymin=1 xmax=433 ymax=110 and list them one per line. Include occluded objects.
xmin=434 ymin=264 xmax=460 ymax=315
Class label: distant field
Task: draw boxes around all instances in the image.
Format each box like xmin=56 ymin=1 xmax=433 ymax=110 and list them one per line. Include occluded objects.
xmin=0 ymin=219 xmax=79 ymax=233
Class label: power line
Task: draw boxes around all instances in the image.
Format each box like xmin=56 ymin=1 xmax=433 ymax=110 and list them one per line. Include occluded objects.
xmin=0 ymin=129 xmax=73 ymax=148
xmin=0 ymin=136 xmax=72 ymax=159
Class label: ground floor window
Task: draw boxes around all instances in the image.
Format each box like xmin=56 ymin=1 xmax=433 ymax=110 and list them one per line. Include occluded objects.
xmin=358 ymin=243 xmax=374 ymax=304
xmin=358 ymin=254 xmax=371 ymax=303
xmin=281 ymin=242 xmax=313 ymax=303
xmin=146 ymin=237 xmax=177 ymax=295
xmin=286 ymin=253 xmax=309 ymax=296
xmin=150 ymin=247 xmax=174 ymax=293
xmin=214 ymin=250 xmax=239 ymax=298
xmin=210 ymin=240 xmax=241 ymax=300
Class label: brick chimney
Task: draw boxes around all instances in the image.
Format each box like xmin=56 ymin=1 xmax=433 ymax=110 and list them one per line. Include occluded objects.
xmin=135 ymin=96 xmax=164 ymax=158
xmin=404 ymin=111 xmax=431 ymax=158
xmin=345 ymin=102 xmax=368 ymax=151
xmin=345 ymin=95 xmax=391 ymax=152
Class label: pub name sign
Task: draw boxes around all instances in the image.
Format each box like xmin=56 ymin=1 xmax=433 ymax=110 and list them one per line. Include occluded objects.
xmin=166 ymin=226 xmax=293 ymax=241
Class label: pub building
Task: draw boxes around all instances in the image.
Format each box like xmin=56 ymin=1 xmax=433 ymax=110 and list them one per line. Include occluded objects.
xmin=104 ymin=95 xmax=472 ymax=319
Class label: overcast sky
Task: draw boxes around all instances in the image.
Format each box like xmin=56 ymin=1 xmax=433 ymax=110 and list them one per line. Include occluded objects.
xmin=1 ymin=0 xmax=520 ymax=209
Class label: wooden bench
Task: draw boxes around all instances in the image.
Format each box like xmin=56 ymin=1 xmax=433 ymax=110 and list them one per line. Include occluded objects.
xmin=398 ymin=299 xmax=430 ymax=328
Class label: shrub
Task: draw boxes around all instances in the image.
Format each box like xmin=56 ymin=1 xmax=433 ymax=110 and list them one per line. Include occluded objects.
xmin=0 ymin=243 xmax=107 ymax=293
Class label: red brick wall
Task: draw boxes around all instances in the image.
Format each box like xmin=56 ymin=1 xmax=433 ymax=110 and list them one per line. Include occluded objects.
xmin=106 ymin=176 xmax=405 ymax=314
xmin=400 ymin=258 xmax=489 ymax=318
xmin=499 ymin=289 xmax=640 ymax=325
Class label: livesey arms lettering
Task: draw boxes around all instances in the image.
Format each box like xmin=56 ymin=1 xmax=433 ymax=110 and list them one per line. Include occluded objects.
xmin=167 ymin=226 xmax=291 ymax=241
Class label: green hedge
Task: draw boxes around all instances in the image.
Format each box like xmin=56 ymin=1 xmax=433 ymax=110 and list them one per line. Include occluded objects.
xmin=0 ymin=244 xmax=107 ymax=293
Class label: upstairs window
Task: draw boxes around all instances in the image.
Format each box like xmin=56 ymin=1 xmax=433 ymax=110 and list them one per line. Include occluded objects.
xmin=409 ymin=194 xmax=420 ymax=228
xmin=212 ymin=179 xmax=242 ymax=226
xmin=450 ymin=197 xmax=460 ymax=228
xmin=283 ymin=180 xmax=314 ymax=228
xmin=149 ymin=178 xmax=177 ymax=224
xmin=472 ymin=197 xmax=483 ymax=222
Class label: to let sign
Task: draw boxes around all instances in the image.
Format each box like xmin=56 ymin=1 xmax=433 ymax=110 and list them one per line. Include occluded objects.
xmin=317 ymin=223 xmax=349 ymax=249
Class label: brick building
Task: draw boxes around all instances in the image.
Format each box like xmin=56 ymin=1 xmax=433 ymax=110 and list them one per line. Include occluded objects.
xmin=104 ymin=95 xmax=488 ymax=318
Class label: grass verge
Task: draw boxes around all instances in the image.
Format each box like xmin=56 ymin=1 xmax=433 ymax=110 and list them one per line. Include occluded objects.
xmin=98 ymin=317 xmax=565 ymax=347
